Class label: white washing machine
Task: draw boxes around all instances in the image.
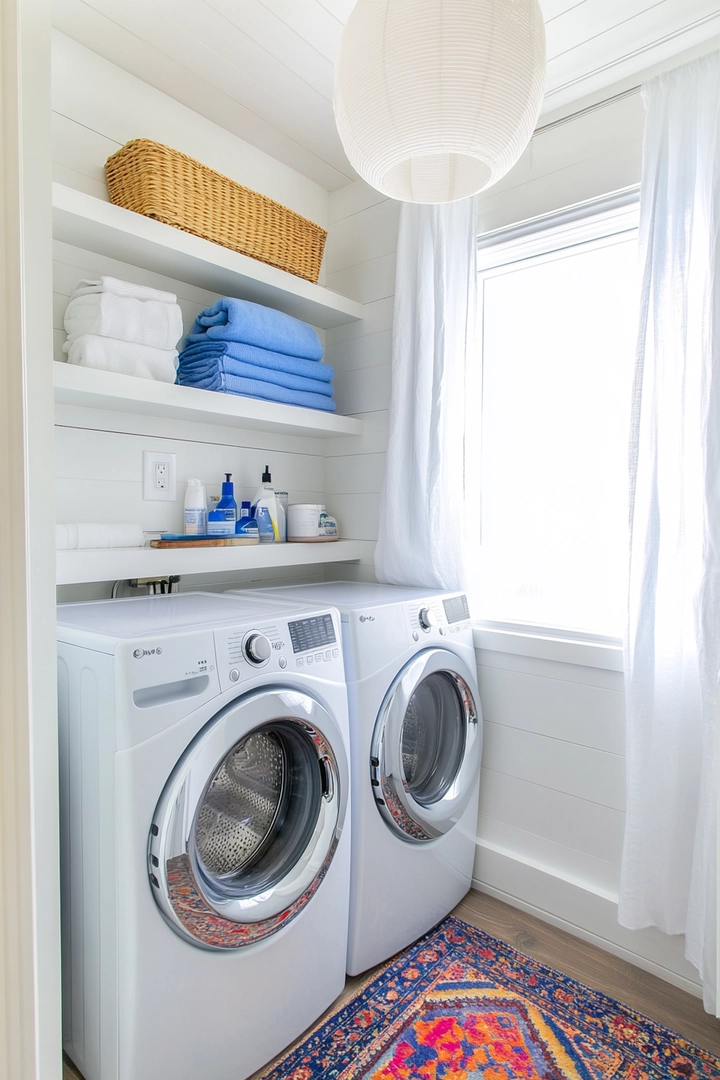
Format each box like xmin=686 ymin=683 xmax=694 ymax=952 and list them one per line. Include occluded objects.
xmin=56 ymin=591 xmax=350 ymax=1080
xmin=229 ymin=582 xmax=482 ymax=976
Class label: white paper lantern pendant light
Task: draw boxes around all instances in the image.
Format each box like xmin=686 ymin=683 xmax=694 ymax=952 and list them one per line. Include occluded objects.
xmin=334 ymin=0 xmax=546 ymax=204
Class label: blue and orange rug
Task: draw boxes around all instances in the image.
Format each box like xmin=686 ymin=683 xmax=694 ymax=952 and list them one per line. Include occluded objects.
xmin=261 ymin=916 xmax=719 ymax=1080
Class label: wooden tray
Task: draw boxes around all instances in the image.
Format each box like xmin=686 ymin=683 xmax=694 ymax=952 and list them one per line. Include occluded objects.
xmin=151 ymin=536 xmax=259 ymax=548
xmin=286 ymin=536 xmax=340 ymax=543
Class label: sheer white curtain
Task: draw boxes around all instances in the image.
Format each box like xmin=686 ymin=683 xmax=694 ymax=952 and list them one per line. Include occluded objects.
xmin=374 ymin=198 xmax=479 ymax=589
xmin=620 ymin=53 xmax=720 ymax=1013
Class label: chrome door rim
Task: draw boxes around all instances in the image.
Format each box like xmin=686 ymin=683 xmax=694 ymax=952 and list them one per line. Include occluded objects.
xmin=370 ymin=649 xmax=481 ymax=843
xmin=149 ymin=688 xmax=347 ymax=950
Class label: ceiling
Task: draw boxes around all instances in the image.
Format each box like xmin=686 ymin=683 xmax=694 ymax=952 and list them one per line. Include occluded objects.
xmin=52 ymin=0 xmax=720 ymax=191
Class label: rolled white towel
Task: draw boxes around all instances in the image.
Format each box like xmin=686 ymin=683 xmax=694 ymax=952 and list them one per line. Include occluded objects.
xmin=64 ymin=293 xmax=183 ymax=351
xmin=62 ymin=334 xmax=178 ymax=383
xmin=71 ymin=275 xmax=177 ymax=305
xmin=56 ymin=524 xmax=146 ymax=550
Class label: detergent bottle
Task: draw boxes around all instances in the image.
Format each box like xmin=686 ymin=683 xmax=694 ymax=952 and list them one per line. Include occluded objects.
xmin=252 ymin=465 xmax=280 ymax=543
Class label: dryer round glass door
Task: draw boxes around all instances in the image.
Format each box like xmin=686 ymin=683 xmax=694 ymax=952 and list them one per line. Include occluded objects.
xmin=371 ymin=649 xmax=481 ymax=842
xmin=149 ymin=688 xmax=348 ymax=950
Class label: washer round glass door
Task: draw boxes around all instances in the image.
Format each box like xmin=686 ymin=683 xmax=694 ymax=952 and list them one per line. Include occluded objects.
xmin=371 ymin=649 xmax=481 ymax=842
xmin=149 ymin=688 xmax=347 ymax=950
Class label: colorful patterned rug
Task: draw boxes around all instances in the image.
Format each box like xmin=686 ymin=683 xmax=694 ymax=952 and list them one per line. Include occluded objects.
xmin=260 ymin=916 xmax=720 ymax=1080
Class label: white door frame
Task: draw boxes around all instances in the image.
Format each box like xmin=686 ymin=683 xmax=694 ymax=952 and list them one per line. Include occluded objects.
xmin=0 ymin=0 xmax=61 ymax=1076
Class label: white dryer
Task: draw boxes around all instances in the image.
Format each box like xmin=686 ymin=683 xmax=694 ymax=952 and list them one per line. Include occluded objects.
xmin=229 ymin=582 xmax=482 ymax=976
xmin=56 ymin=591 xmax=350 ymax=1080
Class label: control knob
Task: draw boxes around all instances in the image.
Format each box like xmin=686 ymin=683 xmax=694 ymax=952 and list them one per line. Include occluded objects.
xmin=244 ymin=633 xmax=272 ymax=665
xmin=418 ymin=606 xmax=438 ymax=631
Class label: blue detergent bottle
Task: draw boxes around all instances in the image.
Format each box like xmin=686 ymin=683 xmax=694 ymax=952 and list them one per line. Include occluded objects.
xmin=207 ymin=473 xmax=237 ymax=537
xmin=236 ymin=501 xmax=259 ymax=542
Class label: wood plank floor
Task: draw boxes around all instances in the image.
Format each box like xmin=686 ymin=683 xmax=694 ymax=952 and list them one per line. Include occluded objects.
xmin=63 ymin=888 xmax=720 ymax=1080
xmin=454 ymin=890 xmax=720 ymax=1057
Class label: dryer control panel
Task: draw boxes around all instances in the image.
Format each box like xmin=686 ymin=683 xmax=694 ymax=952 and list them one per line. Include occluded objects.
xmin=214 ymin=609 xmax=344 ymax=690
xmin=405 ymin=593 xmax=472 ymax=643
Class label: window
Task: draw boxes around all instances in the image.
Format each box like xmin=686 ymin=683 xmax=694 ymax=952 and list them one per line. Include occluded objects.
xmin=475 ymin=200 xmax=639 ymax=638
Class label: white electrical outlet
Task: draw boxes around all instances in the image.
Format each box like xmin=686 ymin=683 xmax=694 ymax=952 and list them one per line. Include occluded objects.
xmin=143 ymin=451 xmax=176 ymax=502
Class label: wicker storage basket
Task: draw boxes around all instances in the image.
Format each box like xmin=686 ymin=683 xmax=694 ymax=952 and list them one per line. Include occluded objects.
xmin=105 ymin=139 xmax=327 ymax=284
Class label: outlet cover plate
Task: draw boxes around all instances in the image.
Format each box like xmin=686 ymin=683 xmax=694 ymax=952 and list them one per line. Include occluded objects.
xmin=143 ymin=451 xmax=177 ymax=502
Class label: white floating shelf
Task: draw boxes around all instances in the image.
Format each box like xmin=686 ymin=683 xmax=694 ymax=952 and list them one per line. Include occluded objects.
xmin=56 ymin=539 xmax=364 ymax=586
xmin=52 ymin=183 xmax=365 ymax=329
xmin=54 ymin=362 xmax=364 ymax=438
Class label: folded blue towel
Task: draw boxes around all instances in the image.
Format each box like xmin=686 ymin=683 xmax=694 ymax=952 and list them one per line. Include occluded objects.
xmin=190 ymin=297 xmax=323 ymax=361
xmin=178 ymin=370 xmax=336 ymax=412
xmin=179 ymin=339 xmax=333 ymax=382
xmin=178 ymin=351 xmax=333 ymax=397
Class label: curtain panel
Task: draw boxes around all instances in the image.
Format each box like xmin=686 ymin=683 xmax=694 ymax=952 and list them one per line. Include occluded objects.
xmin=620 ymin=52 xmax=720 ymax=1014
xmin=374 ymin=199 xmax=480 ymax=590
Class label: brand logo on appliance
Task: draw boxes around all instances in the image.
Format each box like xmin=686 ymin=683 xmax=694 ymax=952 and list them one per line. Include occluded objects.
xmin=133 ymin=647 xmax=163 ymax=659
xmin=359 ymin=615 xmax=375 ymax=623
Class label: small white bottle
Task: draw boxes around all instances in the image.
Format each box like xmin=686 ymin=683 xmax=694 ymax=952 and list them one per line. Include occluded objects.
xmin=184 ymin=478 xmax=207 ymax=535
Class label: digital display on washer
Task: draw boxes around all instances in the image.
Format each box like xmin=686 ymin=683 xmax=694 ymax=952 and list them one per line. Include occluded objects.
xmin=288 ymin=614 xmax=337 ymax=654
xmin=443 ymin=595 xmax=470 ymax=624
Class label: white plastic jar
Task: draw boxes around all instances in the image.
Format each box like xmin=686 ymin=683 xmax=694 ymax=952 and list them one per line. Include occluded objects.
xmin=287 ymin=503 xmax=324 ymax=540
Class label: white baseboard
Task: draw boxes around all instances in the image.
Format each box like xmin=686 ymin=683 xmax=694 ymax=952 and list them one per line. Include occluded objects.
xmin=472 ymin=841 xmax=702 ymax=999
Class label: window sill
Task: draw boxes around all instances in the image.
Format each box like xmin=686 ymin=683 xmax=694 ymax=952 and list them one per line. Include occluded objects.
xmin=472 ymin=623 xmax=623 ymax=672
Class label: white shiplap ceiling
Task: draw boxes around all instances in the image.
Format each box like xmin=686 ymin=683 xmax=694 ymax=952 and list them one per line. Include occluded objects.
xmin=52 ymin=0 xmax=720 ymax=191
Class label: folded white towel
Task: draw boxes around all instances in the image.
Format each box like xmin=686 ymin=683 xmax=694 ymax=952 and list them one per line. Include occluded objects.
xmin=64 ymin=293 xmax=183 ymax=350
xmin=62 ymin=334 xmax=178 ymax=383
xmin=56 ymin=524 xmax=146 ymax=550
xmin=71 ymin=275 xmax=177 ymax=305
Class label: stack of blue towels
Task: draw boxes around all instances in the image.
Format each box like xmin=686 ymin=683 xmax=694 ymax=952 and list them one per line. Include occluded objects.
xmin=177 ymin=297 xmax=335 ymax=412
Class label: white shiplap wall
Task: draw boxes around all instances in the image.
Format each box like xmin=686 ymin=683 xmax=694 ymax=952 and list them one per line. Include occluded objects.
xmin=322 ymin=182 xmax=398 ymax=581
xmin=52 ymin=33 xmax=336 ymax=602
xmin=52 ymin=31 xmax=329 ymax=225
xmin=473 ymin=644 xmax=702 ymax=994
xmin=476 ymin=90 xmax=645 ymax=234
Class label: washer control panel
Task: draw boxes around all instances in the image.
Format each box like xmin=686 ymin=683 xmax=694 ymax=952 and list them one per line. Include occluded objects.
xmin=214 ymin=609 xmax=343 ymax=690
xmin=288 ymin=612 xmax=340 ymax=671
xmin=288 ymin=612 xmax=335 ymax=653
